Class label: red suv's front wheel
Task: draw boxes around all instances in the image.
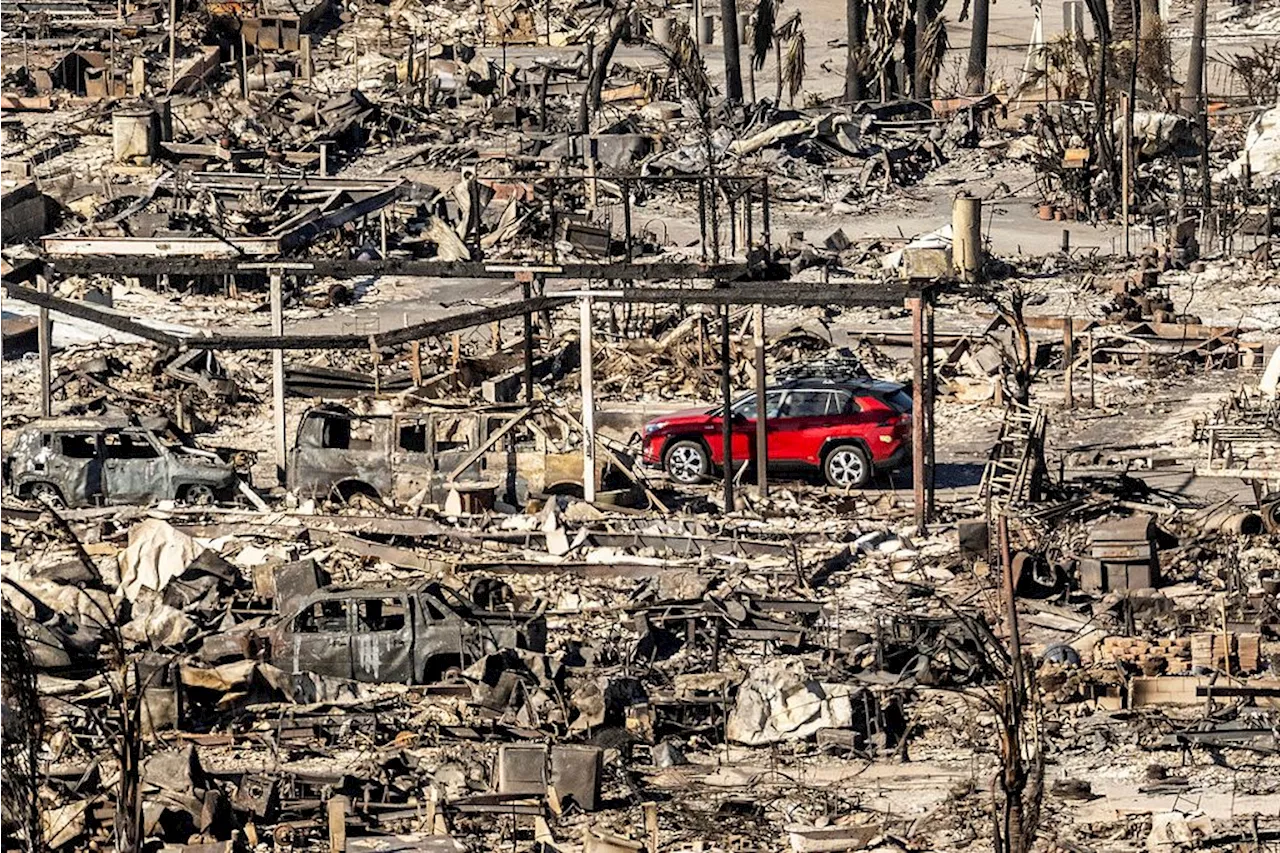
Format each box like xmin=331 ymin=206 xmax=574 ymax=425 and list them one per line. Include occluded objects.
xmin=824 ymin=444 xmax=871 ymax=488
xmin=664 ymin=439 xmax=710 ymax=484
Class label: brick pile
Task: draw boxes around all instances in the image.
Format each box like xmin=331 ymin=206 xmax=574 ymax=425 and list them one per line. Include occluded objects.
xmin=1096 ymin=636 xmax=1191 ymax=673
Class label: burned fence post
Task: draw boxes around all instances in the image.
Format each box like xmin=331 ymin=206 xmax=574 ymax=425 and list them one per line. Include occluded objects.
xmin=1088 ymin=332 xmax=1096 ymax=408
xmin=1063 ymin=317 xmax=1074 ymax=409
xmin=580 ymin=290 xmax=597 ymax=502
xmin=519 ymin=271 xmax=535 ymax=403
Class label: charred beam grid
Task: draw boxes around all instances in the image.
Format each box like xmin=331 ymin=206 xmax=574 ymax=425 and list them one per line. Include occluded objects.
xmin=4 ymin=282 xmax=573 ymax=351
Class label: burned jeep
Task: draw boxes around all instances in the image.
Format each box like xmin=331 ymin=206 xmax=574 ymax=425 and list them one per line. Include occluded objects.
xmin=287 ymin=402 xmax=634 ymax=506
xmin=3 ymin=415 xmax=242 ymax=507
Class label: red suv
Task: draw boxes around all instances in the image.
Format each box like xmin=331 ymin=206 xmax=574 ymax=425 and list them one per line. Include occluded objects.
xmin=642 ymin=378 xmax=912 ymax=488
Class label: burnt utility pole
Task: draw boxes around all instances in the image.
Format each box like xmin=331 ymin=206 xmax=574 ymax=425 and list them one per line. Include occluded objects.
xmin=721 ymin=0 xmax=744 ymax=102
xmin=966 ymin=0 xmax=990 ymax=93
xmin=843 ymin=0 xmax=866 ymax=100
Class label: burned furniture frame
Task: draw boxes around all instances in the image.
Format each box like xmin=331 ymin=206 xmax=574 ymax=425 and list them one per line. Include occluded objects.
xmin=631 ymin=595 xmax=819 ymax=668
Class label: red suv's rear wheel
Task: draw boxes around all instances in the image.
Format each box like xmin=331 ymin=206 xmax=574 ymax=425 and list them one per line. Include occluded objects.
xmin=664 ymin=439 xmax=710 ymax=484
xmin=824 ymin=444 xmax=871 ymax=488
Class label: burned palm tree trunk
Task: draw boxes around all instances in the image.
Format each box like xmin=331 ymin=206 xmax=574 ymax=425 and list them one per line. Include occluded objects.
xmin=1084 ymin=0 xmax=1116 ymax=195
xmin=1181 ymin=0 xmax=1205 ymax=114
xmin=2 ymin=606 xmax=42 ymax=852
xmin=749 ymin=0 xmax=775 ymax=102
xmin=721 ymin=0 xmax=744 ymax=101
xmin=966 ymin=0 xmax=989 ymax=93
xmin=578 ymin=10 xmax=630 ymax=133
xmin=913 ymin=0 xmax=930 ymax=98
xmin=844 ymin=0 xmax=866 ymax=100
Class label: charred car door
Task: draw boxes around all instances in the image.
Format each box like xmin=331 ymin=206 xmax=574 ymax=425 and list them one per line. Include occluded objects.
xmin=101 ymin=429 xmax=168 ymax=504
xmin=430 ymin=413 xmax=482 ymax=501
xmin=389 ymin=415 xmax=436 ymax=505
xmin=279 ymin=597 xmax=353 ymax=679
xmin=46 ymin=432 xmax=104 ymax=506
xmin=350 ymin=594 xmax=414 ymax=683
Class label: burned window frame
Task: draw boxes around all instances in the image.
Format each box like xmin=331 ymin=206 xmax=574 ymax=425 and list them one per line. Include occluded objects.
xmin=101 ymin=429 xmax=164 ymax=460
xmin=292 ymin=598 xmax=351 ymax=634
xmin=352 ymin=595 xmax=410 ymax=633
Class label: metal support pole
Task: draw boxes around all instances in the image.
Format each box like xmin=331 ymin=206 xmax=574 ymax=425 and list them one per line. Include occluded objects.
xmin=924 ymin=292 xmax=935 ymax=521
xmin=37 ymin=273 xmax=52 ymax=417
xmin=1063 ymin=317 xmax=1074 ymax=409
xmin=1121 ymin=93 xmax=1131 ymax=257
xmin=520 ymin=272 xmax=534 ymax=403
xmin=999 ymin=514 xmax=1025 ymax=698
xmin=1087 ymin=332 xmax=1096 ymax=408
xmin=623 ymin=179 xmax=634 ymax=262
xmin=761 ymin=177 xmax=772 ymax=252
xmin=580 ymin=293 xmax=597 ymax=502
xmin=910 ymin=295 xmax=925 ymax=535
xmin=753 ymin=304 xmax=768 ymax=497
xmin=470 ymin=178 xmax=483 ymax=260
xmin=721 ymin=304 xmax=734 ymax=511
xmin=168 ymin=0 xmax=177 ymax=89
xmin=271 ymin=271 xmax=287 ymax=486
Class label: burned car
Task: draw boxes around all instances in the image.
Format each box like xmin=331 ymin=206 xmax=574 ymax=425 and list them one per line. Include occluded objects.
xmin=288 ymin=402 xmax=634 ymax=506
xmin=266 ymin=581 xmax=548 ymax=683
xmin=3 ymin=416 xmax=241 ymax=507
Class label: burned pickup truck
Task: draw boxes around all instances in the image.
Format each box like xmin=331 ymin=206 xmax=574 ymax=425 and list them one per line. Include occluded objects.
xmin=266 ymin=581 xmax=547 ymax=684
xmin=3 ymin=415 xmax=245 ymax=507
xmin=288 ymin=402 xmax=634 ymax=507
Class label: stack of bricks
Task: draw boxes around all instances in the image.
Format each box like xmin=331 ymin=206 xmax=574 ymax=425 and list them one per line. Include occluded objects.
xmin=1189 ymin=632 xmax=1262 ymax=673
xmin=1097 ymin=636 xmax=1191 ymax=673
xmin=1238 ymin=634 xmax=1261 ymax=672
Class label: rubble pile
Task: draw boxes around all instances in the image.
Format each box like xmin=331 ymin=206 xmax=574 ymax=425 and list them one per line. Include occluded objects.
xmin=4 ymin=0 xmax=1280 ymax=848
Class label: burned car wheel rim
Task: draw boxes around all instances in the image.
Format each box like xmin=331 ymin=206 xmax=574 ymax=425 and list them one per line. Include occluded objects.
xmin=184 ymin=485 xmax=215 ymax=505
xmin=29 ymin=483 xmax=63 ymax=507
xmin=666 ymin=444 xmax=706 ymax=483
xmin=827 ymin=449 xmax=866 ymax=487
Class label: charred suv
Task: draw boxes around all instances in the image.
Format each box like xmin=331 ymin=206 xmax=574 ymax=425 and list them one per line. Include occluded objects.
xmin=3 ymin=416 xmax=241 ymax=507
xmin=266 ymin=582 xmax=548 ymax=684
